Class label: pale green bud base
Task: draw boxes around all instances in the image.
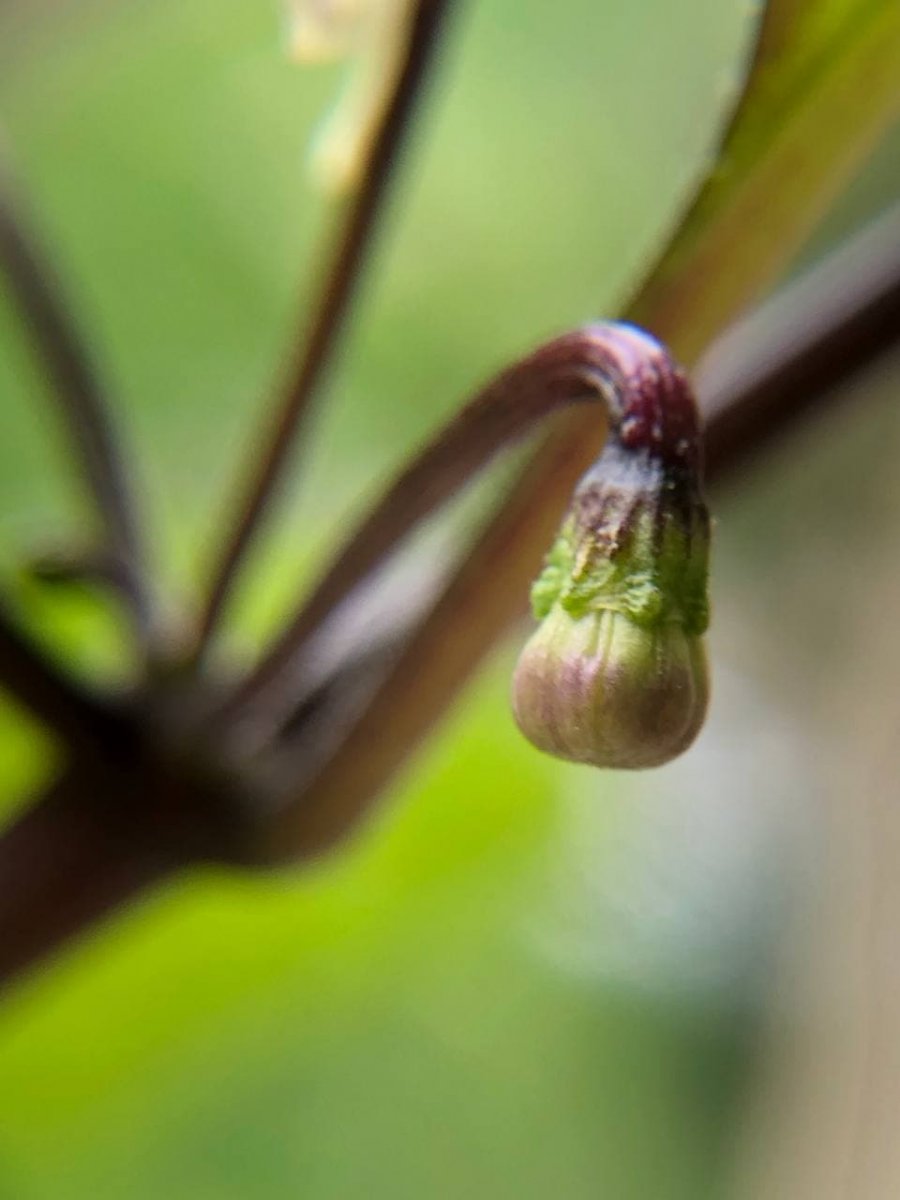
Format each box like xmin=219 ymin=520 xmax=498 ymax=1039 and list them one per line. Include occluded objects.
xmin=512 ymin=605 xmax=708 ymax=769
xmin=514 ymin=454 xmax=711 ymax=769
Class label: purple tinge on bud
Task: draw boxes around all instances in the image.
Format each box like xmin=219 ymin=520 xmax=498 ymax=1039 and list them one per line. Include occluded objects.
xmin=511 ymin=320 xmax=711 ymax=770
xmin=512 ymin=606 xmax=708 ymax=769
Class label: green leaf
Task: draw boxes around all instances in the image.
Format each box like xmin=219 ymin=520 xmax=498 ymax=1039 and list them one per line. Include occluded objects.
xmin=629 ymin=0 xmax=900 ymax=362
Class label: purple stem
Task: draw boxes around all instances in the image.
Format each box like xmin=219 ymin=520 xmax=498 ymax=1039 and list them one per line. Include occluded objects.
xmin=223 ymin=322 xmax=700 ymax=720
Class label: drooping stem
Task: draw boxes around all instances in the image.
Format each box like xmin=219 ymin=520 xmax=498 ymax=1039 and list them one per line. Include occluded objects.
xmin=232 ymin=323 xmax=704 ymax=858
xmin=192 ymin=0 xmax=456 ymax=660
xmin=222 ymin=323 xmax=701 ymax=728
xmin=237 ymin=198 xmax=900 ymax=744
xmin=0 ymin=148 xmax=155 ymax=646
xmin=260 ymin=415 xmax=598 ymax=859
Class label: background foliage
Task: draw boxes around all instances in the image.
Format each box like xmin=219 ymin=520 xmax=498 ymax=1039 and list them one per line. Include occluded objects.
xmin=0 ymin=1 xmax=896 ymax=1196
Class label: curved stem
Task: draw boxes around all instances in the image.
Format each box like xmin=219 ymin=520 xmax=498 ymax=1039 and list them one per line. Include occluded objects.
xmin=0 ymin=148 xmax=155 ymax=648
xmin=237 ymin=324 xmax=703 ymax=858
xmin=262 ymin=416 xmax=593 ymax=860
xmin=192 ymin=0 xmax=456 ymax=660
xmin=225 ymin=322 xmax=699 ymax=723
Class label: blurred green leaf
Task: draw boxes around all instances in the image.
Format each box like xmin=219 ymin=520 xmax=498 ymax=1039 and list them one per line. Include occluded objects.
xmin=630 ymin=0 xmax=900 ymax=360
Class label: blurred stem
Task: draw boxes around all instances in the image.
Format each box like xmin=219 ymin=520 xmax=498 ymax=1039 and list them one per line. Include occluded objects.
xmin=0 ymin=768 xmax=174 ymax=990
xmin=1 ymin=0 xmax=899 ymax=979
xmin=698 ymin=200 xmax=900 ymax=478
xmin=192 ymin=0 xmax=456 ymax=661
xmin=262 ymin=413 xmax=591 ymax=859
xmin=0 ymin=147 xmax=156 ymax=649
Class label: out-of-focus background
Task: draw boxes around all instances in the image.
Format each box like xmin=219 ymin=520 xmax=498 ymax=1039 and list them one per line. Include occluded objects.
xmin=0 ymin=1 xmax=898 ymax=1197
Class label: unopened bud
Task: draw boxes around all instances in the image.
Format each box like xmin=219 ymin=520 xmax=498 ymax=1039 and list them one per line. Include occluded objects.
xmin=512 ymin=326 xmax=711 ymax=769
xmin=513 ymin=604 xmax=708 ymax=769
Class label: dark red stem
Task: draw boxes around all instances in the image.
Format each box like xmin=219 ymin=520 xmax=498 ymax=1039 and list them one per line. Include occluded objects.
xmin=223 ymin=322 xmax=700 ymax=721
xmin=589 ymin=323 xmax=701 ymax=470
xmin=0 ymin=770 xmax=174 ymax=988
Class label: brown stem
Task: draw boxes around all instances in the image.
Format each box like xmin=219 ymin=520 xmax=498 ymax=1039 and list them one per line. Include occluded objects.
xmin=260 ymin=414 xmax=592 ymax=860
xmin=192 ymin=0 xmax=456 ymax=659
xmin=0 ymin=148 xmax=155 ymax=646
xmin=223 ymin=323 xmax=696 ymax=723
xmin=0 ymin=768 xmax=174 ymax=991
xmin=698 ymin=201 xmax=900 ymax=481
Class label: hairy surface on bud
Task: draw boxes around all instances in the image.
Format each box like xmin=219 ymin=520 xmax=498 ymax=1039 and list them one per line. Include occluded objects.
xmin=513 ymin=325 xmax=710 ymax=770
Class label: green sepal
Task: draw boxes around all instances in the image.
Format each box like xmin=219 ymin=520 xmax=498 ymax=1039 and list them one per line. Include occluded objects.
xmin=530 ymin=499 xmax=709 ymax=636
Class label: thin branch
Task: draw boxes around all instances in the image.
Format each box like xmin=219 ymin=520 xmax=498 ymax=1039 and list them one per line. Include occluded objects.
xmin=231 ymin=321 xmax=705 ymax=858
xmin=259 ymin=415 xmax=592 ymax=860
xmin=192 ymin=0 xmax=456 ymax=659
xmin=236 ymin=0 xmax=900 ymax=840
xmin=698 ymin=201 xmax=900 ymax=480
xmin=0 ymin=147 xmax=155 ymax=644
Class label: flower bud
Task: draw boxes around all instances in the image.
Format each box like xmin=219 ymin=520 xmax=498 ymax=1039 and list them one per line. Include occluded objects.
xmin=512 ymin=605 xmax=708 ymax=769
xmin=512 ymin=426 xmax=710 ymax=769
